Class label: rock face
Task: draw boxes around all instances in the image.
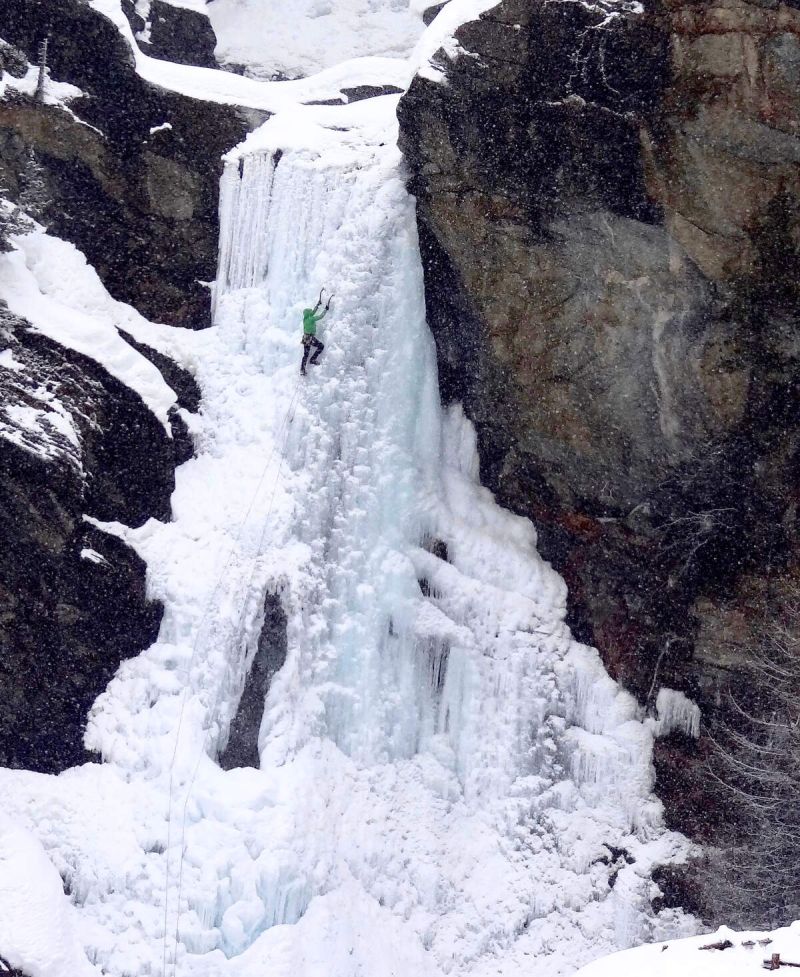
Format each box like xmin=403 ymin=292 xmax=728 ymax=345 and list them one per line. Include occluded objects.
xmin=0 ymin=0 xmax=232 ymax=774
xmin=218 ymin=594 xmax=288 ymax=771
xmin=0 ymin=309 xmax=186 ymax=772
xmin=398 ymin=0 xmax=800 ymax=920
xmin=122 ymin=0 xmax=219 ymax=69
xmin=0 ymin=0 xmax=248 ymax=327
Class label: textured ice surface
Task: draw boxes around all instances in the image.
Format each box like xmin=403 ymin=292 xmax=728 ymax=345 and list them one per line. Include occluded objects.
xmin=652 ymin=689 xmax=701 ymax=740
xmin=3 ymin=96 xmax=695 ymax=977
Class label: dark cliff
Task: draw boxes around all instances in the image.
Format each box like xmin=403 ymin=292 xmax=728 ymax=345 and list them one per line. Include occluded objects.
xmin=122 ymin=0 xmax=219 ymax=69
xmin=0 ymin=308 xmax=179 ymax=773
xmin=399 ymin=0 xmax=800 ymax=923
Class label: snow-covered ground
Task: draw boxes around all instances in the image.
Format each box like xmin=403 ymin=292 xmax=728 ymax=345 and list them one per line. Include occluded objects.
xmin=0 ymin=65 xmax=83 ymax=106
xmin=575 ymin=923 xmax=800 ymax=977
xmin=0 ymin=4 xmax=705 ymax=977
xmin=88 ymin=0 xmax=506 ymax=103
xmin=204 ymin=0 xmax=424 ymax=80
xmin=90 ymin=0 xmax=412 ymax=106
xmin=144 ymin=0 xmax=455 ymax=80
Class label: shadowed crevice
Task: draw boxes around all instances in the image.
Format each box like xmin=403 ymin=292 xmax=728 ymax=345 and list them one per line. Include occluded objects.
xmin=218 ymin=593 xmax=288 ymax=770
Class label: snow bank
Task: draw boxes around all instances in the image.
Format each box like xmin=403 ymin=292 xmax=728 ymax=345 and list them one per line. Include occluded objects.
xmin=0 ymin=814 xmax=99 ymax=977
xmin=575 ymin=923 xmax=800 ymax=977
xmin=0 ymin=65 xmax=102 ymax=134
xmin=0 ymin=65 xmax=84 ymax=106
xmin=88 ymin=0 xmax=506 ymax=104
xmin=88 ymin=0 xmax=412 ymax=108
xmin=0 ymin=229 xmax=178 ymax=432
xmin=203 ymin=0 xmax=424 ymax=80
xmin=409 ymin=0 xmax=502 ymax=81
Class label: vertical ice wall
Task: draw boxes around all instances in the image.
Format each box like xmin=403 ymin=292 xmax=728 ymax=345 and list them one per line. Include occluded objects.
xmin=215 ymin=128 xmax=462 ymax=768
xmin=204 ymin=99 xmax=696 ymax=974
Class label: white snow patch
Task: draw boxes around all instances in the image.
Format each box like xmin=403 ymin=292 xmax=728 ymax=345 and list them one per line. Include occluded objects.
xmin=0 ymin=65 xmax=84 ymax=106
xmin=149 ymin=121 xmax=173 ymax=135
xmin=204 ymin=0 xmax=424 ymax=80
xmin=88 ymin=0 xmax=507 ymax=104
xmin=89 ymin=0 xmax=412 ymax=109
xmin=80 ymin=548 xmax=111 ymax=566
xmin=576 ymin=923 xmax=800 ymax=977
xmin=0 ymin=229 xmax=178 ymax=432
xmin=0 ymin=348 xmax=23 ymax=371
xmin=410 ymin=0 xmax=502 ymax=81
xmin=0 ymin=66 xmax=102 ymax=134
xmin=0 ymin=383 xmax=82 ymax=465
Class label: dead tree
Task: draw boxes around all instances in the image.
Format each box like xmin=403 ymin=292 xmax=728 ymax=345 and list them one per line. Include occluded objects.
xmin=35 ymin=35 xmax=48 ymax=102
xmin=708 ymin=584 xmax=800 ymax=925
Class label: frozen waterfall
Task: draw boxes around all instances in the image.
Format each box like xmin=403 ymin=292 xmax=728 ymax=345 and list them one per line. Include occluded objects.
xmin=203 ymin=98 xmax=694 ymax=972
xmin=0 ymin=94 xmax=694 ymax=977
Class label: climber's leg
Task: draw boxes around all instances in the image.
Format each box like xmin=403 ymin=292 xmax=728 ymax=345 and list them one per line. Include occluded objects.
xmin=309 ymin=337 xmax=325 ymax=365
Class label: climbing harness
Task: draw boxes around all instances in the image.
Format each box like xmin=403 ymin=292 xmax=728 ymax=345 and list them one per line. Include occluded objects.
xmin=162 ymin=376 xmax=304 ymax=977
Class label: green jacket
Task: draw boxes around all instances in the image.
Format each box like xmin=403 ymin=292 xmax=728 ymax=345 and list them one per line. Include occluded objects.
xmin=303 ymin=307 xmax=327 ymax=336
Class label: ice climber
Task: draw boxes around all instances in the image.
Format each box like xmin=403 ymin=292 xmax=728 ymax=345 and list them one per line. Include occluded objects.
xmin=300 ymin=290 xmax=333 ymax=375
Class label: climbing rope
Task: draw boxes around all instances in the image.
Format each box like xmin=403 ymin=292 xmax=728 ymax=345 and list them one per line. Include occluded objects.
xmin=162 ymin=374 xmax=304 ymax=977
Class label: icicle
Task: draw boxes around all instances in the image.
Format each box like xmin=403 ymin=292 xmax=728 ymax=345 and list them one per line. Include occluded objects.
xmin=653 ymin=687 xmax=702 ymax=739
xmin=216 ymin=153 xmax=278 ymax=299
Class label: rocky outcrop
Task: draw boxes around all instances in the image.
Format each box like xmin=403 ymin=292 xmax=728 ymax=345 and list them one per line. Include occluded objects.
xmin=0 ymin=0 xmax=248 ymax=327
xmin=0 ymin=39 xmax=27 ymax=79
xmin=122 ymin=0 xmax=219 ymax=69
xmin=0 ymin=956 xmax=27 ymax=977
xmin=423 ymin=3 xmax=452 ymax=26
xmin=218 ymin=594 xmax=288 ymax=770
xmin=0 ymin=309 xmax=181 ymax=773
xmin=117 ymin=328 xmax=200 ymax=466
xmin=398 ymin=0 xmax=800 ymax=921
xmin=0 ymin=0 xmax=227 ymax=776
